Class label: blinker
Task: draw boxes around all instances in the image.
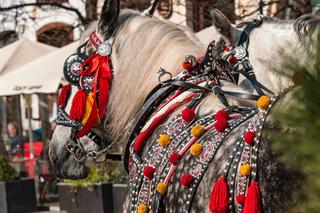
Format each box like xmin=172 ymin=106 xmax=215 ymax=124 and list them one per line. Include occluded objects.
xmin=63 ymin=41 xmax=88 ymax=86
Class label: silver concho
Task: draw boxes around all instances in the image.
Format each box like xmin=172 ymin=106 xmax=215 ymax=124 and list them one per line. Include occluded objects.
xmin=80 ymin=74 xmax=95 ymax=93
xmin=97 ymin=43 xmax=112 ymax=56
xmin=234 ymin=46 xmax=247 ymax=60
xmin=63 ymin=53 xmax=87 ymax=85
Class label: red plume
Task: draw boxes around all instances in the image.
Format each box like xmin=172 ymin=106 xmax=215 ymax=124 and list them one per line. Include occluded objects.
xmin=70 ymin=89 xmax=87 ymax=121
xmin=58 ymin=84 xmax=71 ymax=108
xmin=243 ymin=180 xmax=262 ymax=213
xmin=209 ymin=176 xmax=229 ymax=213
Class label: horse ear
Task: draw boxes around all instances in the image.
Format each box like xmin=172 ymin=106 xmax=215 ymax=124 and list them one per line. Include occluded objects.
xmin=98 ymin=0 xmax=120 ymax=38
xmin=210 ymin=9 xmax=242 ymax=45
xmin=142 ymin=0 xmax=160 ymax=17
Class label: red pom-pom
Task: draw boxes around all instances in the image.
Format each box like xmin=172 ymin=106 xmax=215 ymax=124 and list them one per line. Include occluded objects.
xmin=182 ymin=61 xmax=192 ymax=70
xmin=215 ymin=109 xmax=229 ymax=120
xmin=209 ymin=176 xmax=229 ymax=213
xmin=243 ymin=181 xmax=262 ymax=213
xmin=180 ymin=173 xmax=193 ymax=186
xmin=58 ymin=84 xmax=71 ymax=108
xmin=215 ymin=118 xmax=229 ymax=132
xmin=182 ymin=108 xmax=195 ymax=122
xmin=133 ymin=132 xmax=148 ymax=153
xmin=244 ymin=131 xmax=255 ymax=145
xmin=143 ymin=166 xmax=155 ymax=179
xmin=236 ymin=194 xmax=246 ymax=205
xmin=70 ymin=89 xmax=87 ymax=121
xmin=168 ymin=152 xmax=181 ymax=165
xmin=227 ymin=55 xmax=238 ymax=64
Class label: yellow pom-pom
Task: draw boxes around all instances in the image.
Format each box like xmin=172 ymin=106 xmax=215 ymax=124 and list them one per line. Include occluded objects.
xmin=156 ymin=181 xmax=167 ymax=195
xmin=239 ymin=164 xmax=252 ymax=176
xmin=137 ymin=203 xmax=148 ymax=213
xmin=257 ymin=95 xmax=270 ymax=109
xmin=158 ymin=134 xmax=171 ymax=147
xmin=190 ymin=143 xmax=203 ymax=156
xmin=191 ymin=124 xmax=205 ymax=137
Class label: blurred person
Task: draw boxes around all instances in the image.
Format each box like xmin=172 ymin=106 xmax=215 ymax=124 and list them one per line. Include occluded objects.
xmin=7 ymin=122 xmax=21 ymax=150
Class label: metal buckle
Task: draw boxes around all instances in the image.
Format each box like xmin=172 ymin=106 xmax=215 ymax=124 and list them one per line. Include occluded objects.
xmin=157 ymin=67 xmax=172 ymax=83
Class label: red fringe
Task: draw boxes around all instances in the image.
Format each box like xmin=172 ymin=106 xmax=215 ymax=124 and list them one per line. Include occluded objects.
xmin=209 ymin=177 xmax=229 ymax=213
xmin=133 ymin=94 xmax=195 ymax=154
xmin=58 ymin=84 xmax=71 ymax=108
xmin=70 ymin=89 xmax=87 ymax=121
xmin=243 ymin=181 xmax=262 ymax=213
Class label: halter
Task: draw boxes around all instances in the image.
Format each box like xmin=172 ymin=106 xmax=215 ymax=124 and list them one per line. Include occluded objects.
xmin=57 ymin=31 xmax=121 ymax=163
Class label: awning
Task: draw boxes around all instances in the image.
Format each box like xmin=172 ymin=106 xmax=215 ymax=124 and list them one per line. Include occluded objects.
xmin=0 ymin=39 xmax=56 ymax=75
xmin=0 ymin=41 xmax=79 ymax=96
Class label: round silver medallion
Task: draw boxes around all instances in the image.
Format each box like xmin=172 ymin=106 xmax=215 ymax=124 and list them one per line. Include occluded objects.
xmin=97 ymin=43 xmax=112 ymax=56
xmin=234 ymin=46 xmax=247 ymax=60
xmin=80 ymin=74 xmax=95 ymax=93
xmin=63 ymin=53 xmax=87 ymax=85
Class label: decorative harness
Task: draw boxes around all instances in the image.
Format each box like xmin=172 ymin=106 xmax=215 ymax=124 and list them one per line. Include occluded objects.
xmin=56 ymin=32 xmax=121 ymax=163
xmin=123 ymin=19 xmax=293 ymax=213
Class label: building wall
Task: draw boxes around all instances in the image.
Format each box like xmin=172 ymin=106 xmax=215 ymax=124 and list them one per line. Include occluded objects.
xmin=0 ymin=0 xmax=86 ymax=43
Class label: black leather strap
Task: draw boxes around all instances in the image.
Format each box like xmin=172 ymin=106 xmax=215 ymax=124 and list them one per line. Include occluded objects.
xmin=123 ymin=84 xmax=178 ymax=172
xmin=163 ymin=79 xmax=212 ymax=92
xmin=237 ymin=19 xmax=263 ymax=46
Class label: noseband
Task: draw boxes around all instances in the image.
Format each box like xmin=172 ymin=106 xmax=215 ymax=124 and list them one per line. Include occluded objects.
xmin=56 ymin=32 xmax=121 ymax=163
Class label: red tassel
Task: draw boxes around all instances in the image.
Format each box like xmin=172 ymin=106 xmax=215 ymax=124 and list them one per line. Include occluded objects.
xmin=182 ymin=107 xmax=195 ymax=122
xmin=243 ymin=181 xmax=262 ymax=213
xmin=215 ymin=109 xmax=229 ymax=120
xmin=168 ymin=152 xmax=181 ymax=165
xmin=180 ymin=173 xmax=193 ymax=187
xmin=70 ymin=89 xmax=87 ymax=121
xmin=214 ymin=118 xmax=229 ymax=133
xmin=143 ymin=166 xmax=155 ymax=179
xmin=236 ymin=194 xmax=245 ymax=205
xmin=209 ymin=177 xmax=229 ymax=213
xmin=58 ymin=84 xmax=71 ymax=108
xmin=244 ymin=131 xmax=255 ymax=145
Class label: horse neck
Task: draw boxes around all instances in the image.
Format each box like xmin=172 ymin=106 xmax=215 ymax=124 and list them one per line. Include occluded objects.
xmin=247 ymin=23 xmax=299 ymax=94
xmin=106 ymin=16 xmax=204 ymax=141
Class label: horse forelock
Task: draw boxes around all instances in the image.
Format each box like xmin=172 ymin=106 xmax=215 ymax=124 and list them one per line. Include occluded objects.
xmin=99 ymin=13 xmax=205 ymax=143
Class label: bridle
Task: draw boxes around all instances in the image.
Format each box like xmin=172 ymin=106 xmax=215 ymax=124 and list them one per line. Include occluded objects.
xmin=56 ymin=31 xmax=121 ymax=163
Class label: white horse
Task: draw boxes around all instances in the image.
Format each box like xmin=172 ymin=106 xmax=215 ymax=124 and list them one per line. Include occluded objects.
xmin=49 ymin=0 xmax=319 ymax=211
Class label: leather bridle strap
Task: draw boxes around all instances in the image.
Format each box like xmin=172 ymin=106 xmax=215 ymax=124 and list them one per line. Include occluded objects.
xmin=163 ymin=79 xmax=212 ymax=93
xmin=237 ymin=19 xmax=263 ymax=47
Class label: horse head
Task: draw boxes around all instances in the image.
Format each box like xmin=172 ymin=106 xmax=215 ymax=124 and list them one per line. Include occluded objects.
xmin=49 ymin=0 xmax=204 ymax=180
xmin=210 ymin=9 xmax=319 ymax=100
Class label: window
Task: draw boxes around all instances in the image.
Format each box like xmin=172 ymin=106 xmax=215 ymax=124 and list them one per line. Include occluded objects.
xmin=36 ymin=0 xmax=68 ymax=3
xmin=158 ymin=0 xmax=173 ymax=19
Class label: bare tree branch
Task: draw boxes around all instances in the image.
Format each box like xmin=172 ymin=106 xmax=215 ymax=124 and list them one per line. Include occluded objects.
xmin=0 ymin=2 xmax=88 ymax=25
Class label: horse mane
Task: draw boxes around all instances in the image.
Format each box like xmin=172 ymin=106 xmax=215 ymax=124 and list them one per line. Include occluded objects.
xmin=101 ymin=10 xmax=204 ymax=142
xmin=261 ymin=14 xmax=320 ymax=39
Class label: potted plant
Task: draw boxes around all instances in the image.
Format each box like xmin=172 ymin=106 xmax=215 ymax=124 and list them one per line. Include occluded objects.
xmin=58 ymin=161 xmax=128 ymax=213
xmin=0 ymin=155 xmax=37 ymax=213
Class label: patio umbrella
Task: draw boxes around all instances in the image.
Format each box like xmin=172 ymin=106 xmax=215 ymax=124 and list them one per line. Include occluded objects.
xmin=0 ymin=40 xmax=79 ymax=159
xmin=0 ymin=41 xmax=79 ymax=96
xmin=0 ymin=38 xmax=56 ymax=75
